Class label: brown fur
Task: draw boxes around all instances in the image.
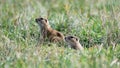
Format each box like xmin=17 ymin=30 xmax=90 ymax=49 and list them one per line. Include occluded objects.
xmin=35 ymin=17 xmax=64 ymax=45
xmin=65 ymin=36 xmax=84 ymax=50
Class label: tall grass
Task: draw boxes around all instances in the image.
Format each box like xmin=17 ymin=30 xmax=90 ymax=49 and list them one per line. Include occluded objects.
xmin=0 ymin=0 xmax=120 ymax=68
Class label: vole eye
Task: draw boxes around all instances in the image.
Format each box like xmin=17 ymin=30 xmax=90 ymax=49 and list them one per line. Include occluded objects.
xmin=40 ymin=18 xmax=43 ymax=20
xmin=70 ymin=36 xmax=74 ymax=38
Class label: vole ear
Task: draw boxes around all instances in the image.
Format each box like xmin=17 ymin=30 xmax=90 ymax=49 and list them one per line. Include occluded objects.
xmin=44 ymin=16 xmax=49 ymax=23
xmin=57 ymin=32 xmax=62 ymax=37
xmin=75 ymin=38 xmax=79 ymax=41
xmin=45 ymin=19 xmax=47 ymax=22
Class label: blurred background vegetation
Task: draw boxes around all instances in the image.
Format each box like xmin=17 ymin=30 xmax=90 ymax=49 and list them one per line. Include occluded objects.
xmin=0 ymin=0 xmax=120 ymax=68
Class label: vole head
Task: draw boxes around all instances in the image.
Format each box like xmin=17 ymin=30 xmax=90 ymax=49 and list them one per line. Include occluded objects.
xmin=35 ymin=17 xmax=50 ymax=28
xmin=65 ymin=35 xmax=79 ymax=46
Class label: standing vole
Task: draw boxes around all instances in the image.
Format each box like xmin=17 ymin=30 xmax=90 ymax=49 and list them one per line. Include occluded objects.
xmin=35 ymin=17 xmax=64 ymax=45
xmin=65 ymin=35 xmax=84 ymax=50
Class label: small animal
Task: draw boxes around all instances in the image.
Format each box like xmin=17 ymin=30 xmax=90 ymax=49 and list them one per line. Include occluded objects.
xmin=65 ymin=35 xmax=84 ymax=50
xmin=35 ymin=17 xmax=64 ymax=45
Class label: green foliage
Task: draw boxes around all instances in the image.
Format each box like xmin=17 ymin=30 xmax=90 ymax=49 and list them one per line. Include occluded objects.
xmin=0 ymin=0 xmax=120 ymax=68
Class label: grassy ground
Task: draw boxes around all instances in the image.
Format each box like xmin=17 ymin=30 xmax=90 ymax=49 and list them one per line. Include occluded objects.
xmin=0 ymin=0 xmax=120 ymax=68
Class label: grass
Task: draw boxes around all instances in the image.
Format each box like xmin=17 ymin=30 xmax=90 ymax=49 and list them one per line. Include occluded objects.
xmin=0 ymin=0 xmax=120 ymax=68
